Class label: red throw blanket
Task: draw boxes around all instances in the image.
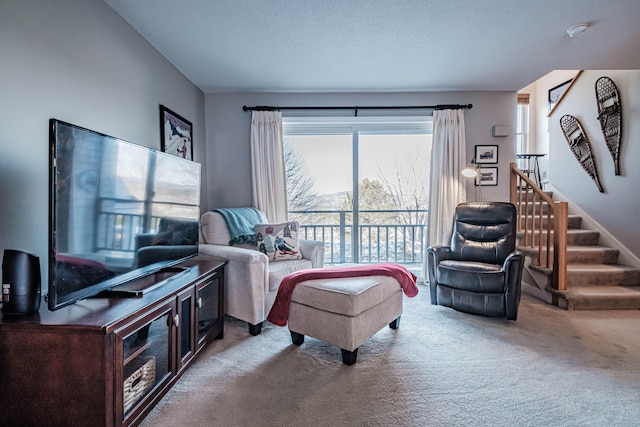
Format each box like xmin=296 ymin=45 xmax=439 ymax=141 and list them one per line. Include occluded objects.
xmin=267 ymin=263 xmax=419 ymax=327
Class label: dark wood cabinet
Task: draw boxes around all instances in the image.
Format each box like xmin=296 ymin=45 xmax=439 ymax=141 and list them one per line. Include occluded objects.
xmin=0 ymin=255 xmax=225 ymax=427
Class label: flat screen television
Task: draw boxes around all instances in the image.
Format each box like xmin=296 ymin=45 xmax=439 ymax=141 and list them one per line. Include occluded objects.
xmin=48 ymin=119 xmax=201 ymax=310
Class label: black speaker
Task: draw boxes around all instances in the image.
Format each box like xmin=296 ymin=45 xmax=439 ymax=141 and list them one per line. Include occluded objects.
xmin=2 ymin=249 xmax=41 ymax=315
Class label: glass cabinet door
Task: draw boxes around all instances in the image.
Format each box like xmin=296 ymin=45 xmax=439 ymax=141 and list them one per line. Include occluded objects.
xmin=177 ymin=287 xmax=195 ymax=371
xmin=118 ymin=301 xmax=174 ymax=420
xmin=196 ymin=274 xmax=222 ymax=346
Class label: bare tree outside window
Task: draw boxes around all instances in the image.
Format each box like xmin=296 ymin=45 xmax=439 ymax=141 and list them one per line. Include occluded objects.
xmin=284 ymin=138 xmax=318 ymax=215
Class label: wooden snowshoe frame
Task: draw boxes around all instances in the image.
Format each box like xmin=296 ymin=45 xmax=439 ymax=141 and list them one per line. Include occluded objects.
xmin=560 ymin=114 xmax=604 ymax=193
xmin=595 ymin=76 xmax=622 ymax=175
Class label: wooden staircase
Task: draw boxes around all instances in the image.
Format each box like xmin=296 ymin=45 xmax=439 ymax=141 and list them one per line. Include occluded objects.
xmin=510 ymin=164 xmax=640 ymax=310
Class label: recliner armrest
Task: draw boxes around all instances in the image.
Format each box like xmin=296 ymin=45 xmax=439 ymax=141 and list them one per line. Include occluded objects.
xmin=502 ymin=250 xmax=524 ymax=320
xmin=134 ymin=233 xmax=156 ymax=251
xmin=427 ymin=245 xmax=453 ymax=264
xmin=299 ymin=239 xmax=325 ymax=268
xmin=502 ymin=250 xmax=524 ymax=290
xmin=426 ymin=245 xmax=453 ymax=304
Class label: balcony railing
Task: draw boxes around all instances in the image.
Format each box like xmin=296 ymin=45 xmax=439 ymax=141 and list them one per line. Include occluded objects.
xmin=94 ymin=198 xmax=161 ymax=254
xmin=289 ymin=209 xmax=428 ymax=267
xmin=96 ymin=205 xmax=428 ymax=275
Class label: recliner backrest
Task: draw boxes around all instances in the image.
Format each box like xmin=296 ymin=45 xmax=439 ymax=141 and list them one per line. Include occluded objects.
xmin=450 ymin=202 xmax=517 ymax=265
xmin=152 ymin=217 xmax=199 ymax=245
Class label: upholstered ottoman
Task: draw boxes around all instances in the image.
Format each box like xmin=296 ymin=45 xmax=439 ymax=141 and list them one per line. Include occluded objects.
xmin=287 ymin=275 xmax=404 ymax=365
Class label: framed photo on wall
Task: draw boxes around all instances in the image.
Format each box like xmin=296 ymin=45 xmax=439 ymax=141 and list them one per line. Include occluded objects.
xmin=160 ymin=105 xmax=193 ymax=160
xmin=548 ymin=79 xmax=572 ymax=112
xmin=475 ymin=167 xmax=498 ymax=186
xmin=475 ymin=145 xmax=498 ymax=164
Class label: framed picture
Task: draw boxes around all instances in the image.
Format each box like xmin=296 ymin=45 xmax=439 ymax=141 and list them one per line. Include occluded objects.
xmin=548 ymin=79 xmax=572 ymax=112
xmin=475 ymin=145 xmax=498 ymax=164
xmin=476 ymin=167 xmax=498 ymax=186
xmin=160 ymin=105 xmax=193 ymax=160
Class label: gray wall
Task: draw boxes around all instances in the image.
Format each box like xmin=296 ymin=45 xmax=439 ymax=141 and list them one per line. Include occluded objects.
xmin=548 ymin=70 xmax=640 ymax=256
xmin=0 ymin=0 xmax=205 ymax=288
xmin=205 ymin=91 xmax=517 ymax=209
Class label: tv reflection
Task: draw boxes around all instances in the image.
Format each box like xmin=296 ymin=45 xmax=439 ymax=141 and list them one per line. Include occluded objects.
xmin=51 ymin=120 xmax=200 ymax=304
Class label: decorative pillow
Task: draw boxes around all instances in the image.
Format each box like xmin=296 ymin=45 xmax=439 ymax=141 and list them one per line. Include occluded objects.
xmin=254 ymin=222 xmax=302 ymax=261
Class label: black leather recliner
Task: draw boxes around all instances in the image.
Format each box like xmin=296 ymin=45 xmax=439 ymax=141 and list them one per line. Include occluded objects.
xmin=427 ymin=202 xmax=524 ymax=320
xmin=133 ymin=217 xmax=198 ymax=268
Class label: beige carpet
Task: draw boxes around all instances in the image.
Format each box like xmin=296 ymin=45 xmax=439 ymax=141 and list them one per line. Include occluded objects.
xmin=141 ymin=286 xmax=640 ymax=426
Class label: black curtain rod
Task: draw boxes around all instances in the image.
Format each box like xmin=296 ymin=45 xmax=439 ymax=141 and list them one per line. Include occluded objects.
xmin=242 ymin=104 xmax=472 ymax=115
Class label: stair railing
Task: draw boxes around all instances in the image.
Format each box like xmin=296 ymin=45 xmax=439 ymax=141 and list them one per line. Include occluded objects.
xmin=510 ymin=163 xmax=568 ymax=294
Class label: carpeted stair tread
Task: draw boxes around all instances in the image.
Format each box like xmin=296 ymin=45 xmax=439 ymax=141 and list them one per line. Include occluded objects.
xmin=566 ymin=263 xmax=639 ymax=272
xmin=550 ymin=285 xmax=640 ymax=310
xmin=517 ymin=229 xmax=600 ymax=246
xmin=567 ymin=246 xmax=619 ymax=263
xmin=565 ymin=229 xmax=600 ymax=245
xmin=519 ymin=214 xmax=582 ymax=229
xmin=520 ymin=202 xmax=552 ymax=215
xmin=528 ymin=262 xmax=640 ymax=286
xmin=566 ymin=264 xmax=640 ymax=286
xmin=518 ymin=245 xmax=619 ymax=264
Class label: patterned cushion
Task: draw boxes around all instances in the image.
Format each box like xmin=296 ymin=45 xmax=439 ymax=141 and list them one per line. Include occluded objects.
xmin=255 ymin=222 xmax=302 ymax=261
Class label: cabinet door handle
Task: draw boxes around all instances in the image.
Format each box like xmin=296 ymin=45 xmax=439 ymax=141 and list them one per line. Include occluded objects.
xmin=197 ymin=297 xmax=203 ymax=308
xmin=173 ymin=314 xmax=180 ymax=327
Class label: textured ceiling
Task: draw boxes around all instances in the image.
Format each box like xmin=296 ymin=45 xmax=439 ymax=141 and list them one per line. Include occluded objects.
xmin=105 ymin=0 xmax=640 ymax=93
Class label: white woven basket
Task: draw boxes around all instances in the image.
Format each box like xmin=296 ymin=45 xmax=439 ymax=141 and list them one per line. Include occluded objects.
xmin=123 ymin=356 xmax=156 ymax=413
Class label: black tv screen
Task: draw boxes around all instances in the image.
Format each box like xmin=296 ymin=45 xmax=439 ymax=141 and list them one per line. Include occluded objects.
xmin=48 ymin=119 xmax=201 ymax=310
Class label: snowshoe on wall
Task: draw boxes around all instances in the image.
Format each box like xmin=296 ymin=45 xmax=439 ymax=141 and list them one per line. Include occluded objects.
xmin=560 ymin=114 xmax=604 ymax=193
xmin=595 ymin=76 xmax=622 ymax=175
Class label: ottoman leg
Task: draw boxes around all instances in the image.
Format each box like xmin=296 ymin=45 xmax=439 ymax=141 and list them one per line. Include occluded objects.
xmin=341 ymin=348 xmax=358 ymax=366
xmin=290 ymin=330 xmax=305 ymax=345
xmin=248 ymin=322 xmax=263 ymax=336
xmin=389 ymin=316 xmax=401 ymax=329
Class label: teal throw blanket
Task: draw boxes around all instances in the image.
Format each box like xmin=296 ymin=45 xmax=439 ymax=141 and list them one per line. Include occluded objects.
xmin=213 ymin=207 xmax=263 ymax=246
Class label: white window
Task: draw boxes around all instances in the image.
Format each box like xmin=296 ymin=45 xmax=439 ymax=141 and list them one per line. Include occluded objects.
xmin=516 ymin=94 xmax=530 ymax=154
xmin=283 ymin=117 xmax=432 ymax=278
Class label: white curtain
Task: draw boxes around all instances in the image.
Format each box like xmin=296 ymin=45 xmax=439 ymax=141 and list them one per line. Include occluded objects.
xmin=425 ymin=109 xmax=468 ymax=253
xmin=250 ymin=110 xmax=288 ymax=222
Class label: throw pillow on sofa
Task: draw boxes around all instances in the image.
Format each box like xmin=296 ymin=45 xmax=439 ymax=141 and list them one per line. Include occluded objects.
xmin=255 ymin=222 xmax=302 ymax=261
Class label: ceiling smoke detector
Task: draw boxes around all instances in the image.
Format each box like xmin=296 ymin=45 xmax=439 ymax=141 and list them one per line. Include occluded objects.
xmin=566 ymin=23 xmax=589 ymax=38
